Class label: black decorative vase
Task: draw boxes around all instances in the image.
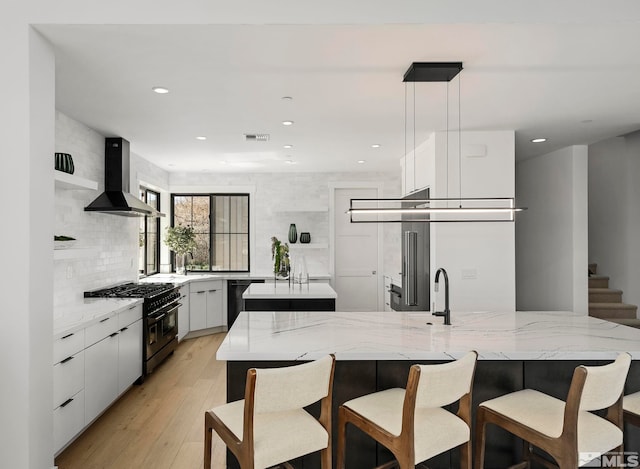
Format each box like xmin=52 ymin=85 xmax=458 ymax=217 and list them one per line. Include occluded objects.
xmin=55 ymin=153 xmax=75 ymax=174
xmin=300 ymin=232 xmax=311 ymax=244
xmin=288 ymin=224 xmax=298 ymax=243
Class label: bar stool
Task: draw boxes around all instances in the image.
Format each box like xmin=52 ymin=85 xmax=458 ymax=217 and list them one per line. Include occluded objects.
xmin=475 ymin=353 xmax=631 ymax=469
xmin=336 ymin=351 xmax=478 ymax=469
xmin=624 ymin=391 xmax=640 ymax=427
xmin=204 ymin=354 xmax=335 ymax=469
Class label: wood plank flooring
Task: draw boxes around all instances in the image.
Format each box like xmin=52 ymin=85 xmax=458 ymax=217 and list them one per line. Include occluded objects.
xmin=55 ymin=333 xmax=228 ymax=469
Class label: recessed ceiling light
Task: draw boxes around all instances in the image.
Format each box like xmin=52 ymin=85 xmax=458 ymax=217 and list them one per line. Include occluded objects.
xmin=167 ymin=163 xmax=175 ymax=167
xmin=283 ymin=144 xmax=293 ymax=149
xmin=581 ymin=119 xmax=593 ymax=124
xmin=357 ymin=160 xmax=366 ymax=164
xmin=196 ymin=136 xmax=207 ymax=141
xmin=220 ymin=161 xmax=228 ymax=165
xmin=531 ymin=138 xmax=547 ymax=143
xmin=282 ymin=120 xmax=294 ymax=126
xmin=152 ymin=86 xmax=169 ymax=94
xmin=282 ymin=96 xmax=293 ymax=101
xmin=371 ymin=144 xmax=381 ymax=148
xmin=285 ymin=160 xmax=296 ymax=165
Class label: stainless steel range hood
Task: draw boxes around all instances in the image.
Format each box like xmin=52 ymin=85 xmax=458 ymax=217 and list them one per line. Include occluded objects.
xmin=85 ymin=137 xmax=164 ymax=217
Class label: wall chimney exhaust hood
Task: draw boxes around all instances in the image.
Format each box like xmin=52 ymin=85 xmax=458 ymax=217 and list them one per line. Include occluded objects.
xmin=85 ymin=137 xmax=164 ymax=217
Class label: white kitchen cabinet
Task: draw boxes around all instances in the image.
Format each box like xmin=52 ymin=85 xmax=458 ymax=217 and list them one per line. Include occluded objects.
xmin=53 ymin=390 xmax=85 ymax=454
xmin=177 ymin=285 xmax=190 ymax=340
xmin=190 ymin=280 xmax=223 ymax=331
xmin=117 ymin=318 xmax=142 ymax=395
xmin=84 ymin=331 xmax=119 ymax=424
xmin=53 ymin=351 xmax=85 ymax=409
xmin=54 ymin=302 xmax=144 ymax=454
xmin=400 ymin=135 xmax=433 ymax=197
xmin=53 ymin=330 xmax=86 ymax=455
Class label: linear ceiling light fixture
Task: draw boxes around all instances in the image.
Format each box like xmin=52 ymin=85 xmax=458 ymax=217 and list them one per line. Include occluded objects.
xmin=348 ymin=62 xmax=526 ymax=223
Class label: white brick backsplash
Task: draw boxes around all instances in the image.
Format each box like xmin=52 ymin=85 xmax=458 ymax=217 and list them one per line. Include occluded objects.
xmin=170 ymin=171 xmax=401 ymax=276
xmin=54 ymin=112 xmax=140 ymax=307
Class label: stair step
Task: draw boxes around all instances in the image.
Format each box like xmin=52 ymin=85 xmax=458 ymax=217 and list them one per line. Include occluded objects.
xmin=588 ymin=263 xmax=598 ymax=275
xmin=589 ymin=303 xmax=638 ymax=320
xmin=589 ymin=288 xmax=623 ymax=303
xmin=588 ymin=275 xmax=609 ymax=288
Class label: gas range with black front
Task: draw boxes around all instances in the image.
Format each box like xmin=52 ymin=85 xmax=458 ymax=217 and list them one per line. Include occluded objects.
xmin=85 ymin=282 xmax=181 ymax=375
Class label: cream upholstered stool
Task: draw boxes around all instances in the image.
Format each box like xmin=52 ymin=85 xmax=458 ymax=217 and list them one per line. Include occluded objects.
xmin=204 ymin=354 xmax=335 ymax=469
xmin=475 ymin=353 xmax=631 ymax=469
xmin=624 ymin=391 xmax=640 ymax=427
xmin=336 ymin=351 xmax=478 ymax=469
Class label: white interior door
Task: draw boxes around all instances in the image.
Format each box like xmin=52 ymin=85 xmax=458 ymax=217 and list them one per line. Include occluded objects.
xmin=333 ymin=188 xmax=380 ymax=311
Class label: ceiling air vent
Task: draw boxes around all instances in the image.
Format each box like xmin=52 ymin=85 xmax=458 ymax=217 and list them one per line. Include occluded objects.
xmin=244 ymin=133 xmax=270 ymax=142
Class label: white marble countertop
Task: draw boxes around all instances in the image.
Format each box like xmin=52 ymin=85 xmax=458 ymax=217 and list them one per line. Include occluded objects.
xmin=243 ymin=282 xmax=337 ymax=299
xmin=141 ymin=272 xmax=331 ymax=285
xmin=53 ymin=298 xmax=143 ymax=339
xmin=217 ymin=310 xmax=640 ymax=361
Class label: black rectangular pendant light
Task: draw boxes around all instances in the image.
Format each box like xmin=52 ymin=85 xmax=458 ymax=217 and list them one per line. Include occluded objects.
xmin=403 ymin=62 xmax=463 ymax=83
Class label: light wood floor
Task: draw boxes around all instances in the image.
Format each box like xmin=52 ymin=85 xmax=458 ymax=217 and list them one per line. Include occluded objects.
xmin=55 ymin=333 xmax=228 ymax=469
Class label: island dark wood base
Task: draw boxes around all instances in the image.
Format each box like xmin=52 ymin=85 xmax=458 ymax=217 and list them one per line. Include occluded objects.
xmin=225 ymin=360 xmax=640 ymax=469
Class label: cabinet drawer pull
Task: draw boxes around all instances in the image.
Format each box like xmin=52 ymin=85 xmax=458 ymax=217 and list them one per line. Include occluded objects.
xmin=61 ymin=333 xmax=74 ymax=340
xmin=128 ymin=305 xmax=137 ymax=310
xmin=208 ymin=289 xmax=217 ymax=292
xmin=120 ymin=327 xmax=128 ymax=332
xmin=100 ymin=317 xmax=110 ymax=323
xmin=196 ymin=291 xmax=205 ymax=294
xmin=60 ymin=356 xmax=74 ymax=364
xmin=109 ymin=332 xmax=119 ymax=338
xmin=60 ymin=398 xmax=74 ymax=408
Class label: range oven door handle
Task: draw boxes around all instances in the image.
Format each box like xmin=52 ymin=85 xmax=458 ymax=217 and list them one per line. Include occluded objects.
xmin=153 ymin=313 xmax=167 ymax=322
xmin=147 ymin=300 xmax=181 ymax=317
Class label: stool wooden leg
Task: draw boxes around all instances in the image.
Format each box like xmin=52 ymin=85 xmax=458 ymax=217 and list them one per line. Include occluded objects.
xmin=204 ymin=412 xmax=213 ymax=469
xmin=460 ymin=440 xmax=471 ymax=469
xmin=336 ymin=407 xmax=348 ymax=469
xmin=474 ymin=407 xmax=487 ymax=469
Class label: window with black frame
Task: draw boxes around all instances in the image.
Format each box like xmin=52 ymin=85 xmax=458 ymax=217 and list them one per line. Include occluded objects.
xmin=138 ymin=187 xmax=160 ymax=276
xmin=171 ymin=194 xmax=249 ymax=272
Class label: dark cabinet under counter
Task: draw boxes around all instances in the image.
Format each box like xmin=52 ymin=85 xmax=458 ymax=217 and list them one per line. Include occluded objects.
xmin=244 ymin=297 xmax=335 ymax=311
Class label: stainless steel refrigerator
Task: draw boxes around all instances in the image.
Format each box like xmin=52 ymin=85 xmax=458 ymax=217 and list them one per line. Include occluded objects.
xmin=390 ymin=188 xmax=430 ymax=311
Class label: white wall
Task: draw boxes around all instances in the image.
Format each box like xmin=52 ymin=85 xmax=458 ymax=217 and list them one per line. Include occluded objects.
xmin=589 ymin=133 xmax=640 ymax=311
xmin=431 ymin=131 xmax=517 ymax=312
xmin=0 ymin=26 xmax=56 ymax=469
xmin=516 ymin=145 xmax=589 ymax=314
xmin=170 ymin=171 xmax=401 ymax=277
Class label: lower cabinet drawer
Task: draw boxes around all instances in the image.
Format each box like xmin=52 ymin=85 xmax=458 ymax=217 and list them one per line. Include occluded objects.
xmin=53 ymin=389 xmax=85 ymax=455
xmin=53 ymin=330 xmax=85 ymax=365
xmin=53 ymin=351 xmax=84 ymax=408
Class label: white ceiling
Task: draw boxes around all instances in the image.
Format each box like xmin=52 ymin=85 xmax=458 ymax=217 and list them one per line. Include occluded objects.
xmin=38 ymin=23 xmax=640 ymax=174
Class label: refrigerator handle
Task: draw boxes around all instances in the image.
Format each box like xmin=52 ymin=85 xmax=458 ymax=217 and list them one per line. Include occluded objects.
xmin=404 ymin=231 xmax=418 ymax=306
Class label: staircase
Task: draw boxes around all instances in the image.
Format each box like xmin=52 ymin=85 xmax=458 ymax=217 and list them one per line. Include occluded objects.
xmin=588 ymin=263 xmax=638 ymax=321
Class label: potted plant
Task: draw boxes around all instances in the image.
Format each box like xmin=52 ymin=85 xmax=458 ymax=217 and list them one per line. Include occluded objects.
xmin=271 ymin=236 xmax=290 ymax=279
xmin=164 ymin=224 xmax=196 ymax=275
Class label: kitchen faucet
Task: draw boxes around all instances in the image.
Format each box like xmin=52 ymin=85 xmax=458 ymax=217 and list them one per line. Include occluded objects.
xmin=433 ymin=268 xmax=451 ymax=325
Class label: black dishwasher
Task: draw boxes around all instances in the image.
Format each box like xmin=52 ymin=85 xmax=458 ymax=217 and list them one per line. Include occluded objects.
xmin=227 ymin=279 xmax=265 ymax=327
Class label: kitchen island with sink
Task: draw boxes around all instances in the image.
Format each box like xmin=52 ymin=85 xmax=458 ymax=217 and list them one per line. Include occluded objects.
xmin=217 ymin=310 xmax=640 ymax=469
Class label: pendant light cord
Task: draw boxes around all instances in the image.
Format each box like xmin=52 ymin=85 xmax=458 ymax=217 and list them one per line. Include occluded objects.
xmin=404 ymin=83 xmax=407 ymax=194
xmin=446 ymin=81 xmax=449 ymax=200
xmin=458 ymin=74 xmax=462 ymax=207
xmin=413 ymin=82 xmax=416 ymax=192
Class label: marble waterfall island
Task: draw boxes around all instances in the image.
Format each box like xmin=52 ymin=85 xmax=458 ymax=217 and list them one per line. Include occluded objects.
xmin=218 ymin=311 xmax=640 ymax=469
